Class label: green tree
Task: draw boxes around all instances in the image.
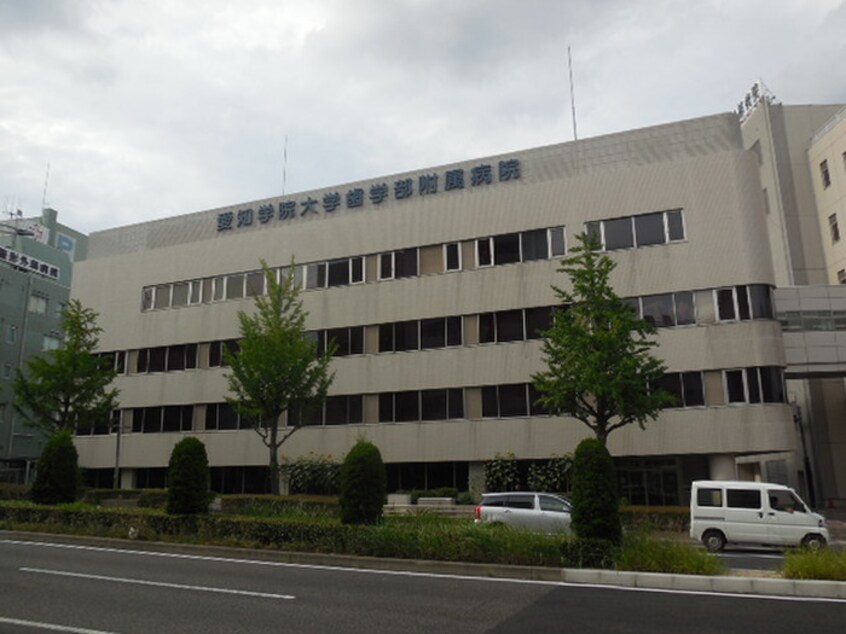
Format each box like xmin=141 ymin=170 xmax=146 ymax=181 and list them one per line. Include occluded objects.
xmin=533 ymin=232 xmax=673 ymax=445
xmin=340 ymin=439 xmax=387 ymax=525
xmin=225 ymin=261 xmax=334 ymax=495
xmin=166 ymin=437 xmax=210 ymax=515
xmin=13 ymin=299 xmax=119 ymax=435
xmin=570 ymin=438 xmax=622 ymax=544
xmin=31 ymin=431 xmax=80 ymax=504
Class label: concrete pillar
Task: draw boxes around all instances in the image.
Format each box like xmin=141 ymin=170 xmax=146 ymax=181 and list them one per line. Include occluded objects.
xmin=708 ymin=454 xmax=737 ymax=480
xmin=468 ymin=461 xmax=485 ymax=502
xmin=119 ymin=469 xmax=134 ymax=490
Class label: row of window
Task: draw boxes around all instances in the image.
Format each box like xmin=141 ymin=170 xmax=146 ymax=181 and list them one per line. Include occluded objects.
xmin=586 ymin=209 xmax=685 ymax=251
xmin=114 ymin=284 xmax=779 ymax=376
xmin=657 ymin=366 xmax=786 ymax=408
xmin=779 ymin=309 xmax=846 ymax=332
xmin=84 ymin=366 xmax=786 ymax=436
xmin=142 ymin=208 xmax=688 ymax=312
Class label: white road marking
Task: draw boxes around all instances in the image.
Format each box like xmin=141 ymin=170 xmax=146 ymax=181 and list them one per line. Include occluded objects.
xmin=3 ymin=538 xmax=844 ymax=604
xmin=0 ymin=616 xmax=119 ymax=634
xmin=19 ymin=567 xmax=295 ymax=600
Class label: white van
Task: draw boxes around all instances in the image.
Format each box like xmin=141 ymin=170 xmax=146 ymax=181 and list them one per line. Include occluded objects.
xmin=690 ymin=480 xmax=829 ymax=552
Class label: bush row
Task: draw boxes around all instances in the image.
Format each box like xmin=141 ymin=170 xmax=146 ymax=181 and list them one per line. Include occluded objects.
xmin=0 ymin=483 xmax=29 ymax=500
xmin=0 ymin=501 xmax=617 ymax=569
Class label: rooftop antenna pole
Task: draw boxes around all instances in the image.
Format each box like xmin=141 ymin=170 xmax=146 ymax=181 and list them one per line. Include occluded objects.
xmin=282 ymin=136 xmax=288 ymax=196
xmin=568 ymin=46 xmax=578 ymax=141
xmin=41 ymin=162 xmax=50 ymax=211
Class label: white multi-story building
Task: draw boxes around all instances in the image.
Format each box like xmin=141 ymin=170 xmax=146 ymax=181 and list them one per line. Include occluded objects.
xmin=70 ymin=98 xmax=846 ymax=507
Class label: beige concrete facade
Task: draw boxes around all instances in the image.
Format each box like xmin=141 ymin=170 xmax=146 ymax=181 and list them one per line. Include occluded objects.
xmin=72 ymin=112 xmax=799 ymax=503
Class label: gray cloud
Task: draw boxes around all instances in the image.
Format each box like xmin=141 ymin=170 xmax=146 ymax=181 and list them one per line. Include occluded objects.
xmin=1 ymin=0 xmax=844 ymax=234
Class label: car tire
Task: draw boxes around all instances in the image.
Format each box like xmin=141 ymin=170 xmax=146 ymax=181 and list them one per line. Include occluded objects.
xmin=702 ymin=530 xmax=726 ymax=553
xmin=801 ymin=534 xmax=826 ymax=550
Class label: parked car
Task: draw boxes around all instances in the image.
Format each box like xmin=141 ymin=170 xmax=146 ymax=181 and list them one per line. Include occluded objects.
xmin=474 ymin=492 xmax=572 ymax=534
xmin=689 ymin=480 xmax=829 ymax=552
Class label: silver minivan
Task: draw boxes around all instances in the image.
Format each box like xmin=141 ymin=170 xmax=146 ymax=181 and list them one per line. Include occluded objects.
xmin=690 ymin=480 xmax=829 ymax=551
xmin=474 ymin=492 xmax=572 ymax=534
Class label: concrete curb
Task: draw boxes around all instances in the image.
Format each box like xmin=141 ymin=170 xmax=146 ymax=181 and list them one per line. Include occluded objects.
xmin=2 ymin=530 xmax=845 ymax=600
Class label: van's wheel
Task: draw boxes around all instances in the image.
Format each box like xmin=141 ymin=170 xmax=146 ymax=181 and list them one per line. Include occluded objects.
xmin=702 ymin=530 xmax=726 ymax=553
xmin=801 ymin=534 xmax=826 ymax=551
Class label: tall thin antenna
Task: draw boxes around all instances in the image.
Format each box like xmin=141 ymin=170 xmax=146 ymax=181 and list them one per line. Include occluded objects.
xmin=41 ymin=162 xmax=51 ymax=210
xmin=568 ymin=46 xmax=578 ymax=141
xmin=282 ymin=136 xmax=288 ymax=196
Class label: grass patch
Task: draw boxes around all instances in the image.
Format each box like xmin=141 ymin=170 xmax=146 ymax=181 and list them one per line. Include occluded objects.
xmin=782 ymin=548 xmax=846 ymax=581
xmin=616 ymin=533 xmax=723 ymax=575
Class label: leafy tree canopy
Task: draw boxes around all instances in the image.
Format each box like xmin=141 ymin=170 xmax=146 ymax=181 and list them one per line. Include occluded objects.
xmin=225 ymin=260 xmax=334 ymax=494
xmin=13 ymin=299 xmax=118 ymax=435
xmin=533 ymin=233 xmax=674 ymax=445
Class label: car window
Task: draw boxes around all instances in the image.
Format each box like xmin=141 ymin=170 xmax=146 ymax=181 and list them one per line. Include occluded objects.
xmin=768 ymin=490 xmax=804 ymax=513
xmin=505 ymin=494 xmax=534 ymax=509
xmin=726 ymin=488 xmax=761 ymax=509
xmin=539 ymin=495 xmax=569 ymax=512
xmin=481 ymin=497 xmax=504 ymax=507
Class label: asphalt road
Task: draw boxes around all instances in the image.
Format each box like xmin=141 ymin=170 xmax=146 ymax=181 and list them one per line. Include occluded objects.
xmin=1 ymin=539 xmax=844 ymax=634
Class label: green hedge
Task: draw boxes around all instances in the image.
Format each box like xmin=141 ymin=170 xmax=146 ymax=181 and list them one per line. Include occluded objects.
xmin=620 ymin=506 xmax=689 ymax=533
xmin=0 ymin=501 xmax=616 ymax=569
xmin=218 ymin=494 xmax=339 ymax=517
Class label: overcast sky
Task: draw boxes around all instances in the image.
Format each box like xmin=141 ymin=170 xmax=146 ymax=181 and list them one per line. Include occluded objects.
xmin=1 ymin=0 xmax=845 ymax=235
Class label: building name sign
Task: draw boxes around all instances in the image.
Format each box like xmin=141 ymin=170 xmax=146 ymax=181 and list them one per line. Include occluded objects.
xmin=216 ymin=158 xmax=521 ymax=232
xmin=0 ymin=246 xmax=60 ymax=280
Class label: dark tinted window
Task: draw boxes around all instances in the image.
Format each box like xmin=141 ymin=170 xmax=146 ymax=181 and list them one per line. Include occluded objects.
xmin=526 ymin=306 xmax=553 ymax=339
xmin=351 ymin=257 xmax=364 ymax=283
xmin=634 ymin=212 xmax=665 ymax=246
xmin=479 ymin=313 xmax=495 ymax=344
xmin=499 ymin=384 xmax=528 ymax=417
xmin=681 ymin=372 xmax=704 ymax=406
xmin=749 ymin=284 xmax=773 ymax=319
xmin=148 ymin=347 xmax=166 ymax=372
xmin=349 ymin=327 xmax=363 ymax=355
xmin=737 ymin=285 xmax=751 ymax=320
xmin=747 ymin=367 xmax=761 ymax=403
xmin=666 ymin=209 xmax=685 ymax=241
xmin=481 ymin=386 xmax=498 ymax=417
xmin=697 ymin=488 xmax=722 ymax=507
xmin=245 ymin=271 xmax=264 ymax=297
xmin=496 ymin=310 xmax=524 ymax=342
xmin=394 ymin=391 xmax=419 ymax=422
xmin=494 ymin=233 xmax=520 ymax=265
xmin=324 ymin=396 xmax=348 ymax=426
xmin=604 ymin=217 xmax=634 ymax=250
xmin=674 ymin=291 xmax=696 ymax=326
xmin=760 ymin=366 xmax=785 ymax=403
xmin=394 ymin=320 xmax=419 ymax=351
xmin=521 ymin=229 xmax=548 ymax=261
xmin=717 ymin=289 xmax=736 ymax=320
xmin=379 ymin=324 xmax=394 ymax=352
xmin=727 ymin=488 xmax=761 ymax=509
xmin=420 ymin=318 xmax=446 ymax=349
xmin=642 ymin=294 xmax=675 ymax=327
xmin=395 ymin=249 xmax=418 ymax=278
xmin=327 ymin=259 xmax=350 ymax=287
xmin=380 ymin=253 xmax=393 ymax=279
xmin=726 ymin=369 xmax=746 ymax=403
xmin=421 ymin=389 xmax=447 ymax=421
xmin=447 ymin=388 xmax=464 ymax=419
xmin=445 ymin=243 xmax=460 ymax=271
xmin=327 ymin=328 xmax=350 ymax=356
xmin=379 ymin=393 xmax=394 ymax=422
xmin=659 ymin=373 xmax=683 ymax=408
xmin=477 ymin=238 xmax=493 ymax=266
xmin=506 ymin=494 xmax=534 ymax=509
xmin=446 ymin=316 xmax=462 ymax=346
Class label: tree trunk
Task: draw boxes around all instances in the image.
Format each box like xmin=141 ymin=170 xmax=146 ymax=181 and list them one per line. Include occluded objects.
xmin=268 ymin=423 xmax=280 ymax=495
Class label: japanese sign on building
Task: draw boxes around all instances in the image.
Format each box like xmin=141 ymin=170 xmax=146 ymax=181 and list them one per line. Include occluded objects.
xmin=216 ymin=158 xmax=522 ymax=232
xmin=0 ymin=246 xmax=61 ymax=280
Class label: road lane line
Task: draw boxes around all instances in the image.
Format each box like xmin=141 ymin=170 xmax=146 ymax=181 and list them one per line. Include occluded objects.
xmin=19 ymin=567 xmax=295 ymax=600
xmin=4 ymin=539 xmax=845 ymax=604
xmin=0 ymin=616 xmax=119 ymax=634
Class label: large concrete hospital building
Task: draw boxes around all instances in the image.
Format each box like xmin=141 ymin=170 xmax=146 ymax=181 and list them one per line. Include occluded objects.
xmin=71 ymin=89 xmax=846 ymax=507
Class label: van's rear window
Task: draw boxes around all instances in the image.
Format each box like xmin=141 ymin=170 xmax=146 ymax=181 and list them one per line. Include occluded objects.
xmin=726 ymin=489 xmax=762 ymax=509
xmin=697 ymin=488 xmax=722 ymax=507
